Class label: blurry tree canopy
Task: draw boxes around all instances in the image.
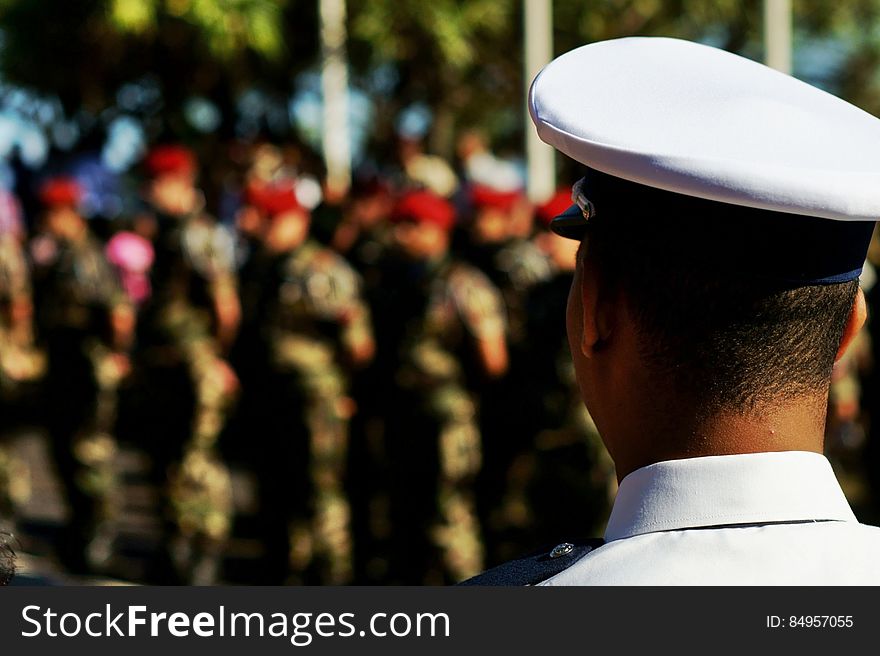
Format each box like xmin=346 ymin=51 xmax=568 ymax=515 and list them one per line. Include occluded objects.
xmin=0 ymin=0 xmax=306 ymax=139
xmin=346 ymin=0 xmax=880 ymax=160
xmin=0 ymin=0 xmax=879 ymax=168
xmin=109 ymin=0 xmax=285 ymax=58
xmin=348 ymin=0 xmax=520 ymax=159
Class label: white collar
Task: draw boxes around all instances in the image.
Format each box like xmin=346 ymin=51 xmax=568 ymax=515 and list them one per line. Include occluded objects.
xmin=604 ymin=451 xmax=857 ymax=541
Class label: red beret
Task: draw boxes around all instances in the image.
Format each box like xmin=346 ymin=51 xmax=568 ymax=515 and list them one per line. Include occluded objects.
xmin=248 ymin=182 xmax=304 ymax=218
xmin=144 ymin=145 xmax=197 ymax=178
xmin=391 ymin=190 xmax=455 ymax=231
xmin=39 ymin=177 xmax=82 ymax=208
xmin=535 ymin=188 xmax=573 ymax=227
xmin=470 ymin=184 xmax=522 ymax=212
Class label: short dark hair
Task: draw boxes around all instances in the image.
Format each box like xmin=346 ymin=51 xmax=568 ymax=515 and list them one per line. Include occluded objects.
xmin=589 ymin=216 xmax=859 ymax=416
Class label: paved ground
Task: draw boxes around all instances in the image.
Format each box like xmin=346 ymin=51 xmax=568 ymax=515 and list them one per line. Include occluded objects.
xmin=5 ymin=429 xmax=263 ymax=585
xmin=5 ymin=424 xmax=879 ymax=585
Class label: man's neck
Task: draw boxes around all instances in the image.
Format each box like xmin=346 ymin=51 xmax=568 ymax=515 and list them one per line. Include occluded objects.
xmin=609 ymin=396 xmax=828 ymax=482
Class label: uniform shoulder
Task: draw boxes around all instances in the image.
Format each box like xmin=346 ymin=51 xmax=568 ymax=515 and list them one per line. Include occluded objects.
xmin=292 ymin=241 xmax=361 ymax=286
xmin=304 ymin=241 xmax=357 ymax=272
xmin=447 ymin=259 xmax=492 ymax=283
xmin=445 ymin=260 xmax=504 ymax=301
xmin=280 ymin=242 xmax=365 ymax=314
xmin=445 ymin=260 xmax=507 ymax=335
xmin=457 ymin=538 xmax=605 ymax=586
xmin=180 ymin=217 xmax=236 ymax=274
xmin=496 ymin=238 xmax=553 ymax=286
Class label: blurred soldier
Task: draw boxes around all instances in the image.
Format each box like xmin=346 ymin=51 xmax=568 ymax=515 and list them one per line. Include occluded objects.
xmin=456 ymin=130 xmax=524 ymax=198
xmin=465 ymin=184 xmax=552 ymax=342
xmin=239 ymin=182 xmax=374 ymax=584
xmin=223 ymin=180 xmax=273 ymax=467
xmin=122 ymin=145 xmax=239 ymax=584
xmin=330 ymin=171 xmax=397 ymax=581
xmin=30 ymin=177 xmax=134 ymax=573
xmin=0 ymin=189 xmax=42 ymax=521
xmin=332 ymin=171 xmax=394 ymax=292
xmin=396 ymin=136 xmax=459 ymax=199
xmin=235 ymin=143 xmax=324 ymax=272
xmin=238 ymin=144 xmax=293 ymax=259
xmin=384 ymin=189 xmax=507 ymax=584
xmin=463 ymin=184 xmax=552 ymax=562
xmin=492 ymin=191 xmax=615 ymax=554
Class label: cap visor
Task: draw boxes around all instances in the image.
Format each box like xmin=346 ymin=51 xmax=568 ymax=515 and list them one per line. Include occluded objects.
xmin=550 ymin=204 xmax=588 ymax=239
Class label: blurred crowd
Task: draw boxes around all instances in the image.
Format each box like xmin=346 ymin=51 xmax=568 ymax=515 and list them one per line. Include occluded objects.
xmin=0 ymin=131 xmax=618 ymax=585
xmin=0 ymin=129 xmax=878 ymax=586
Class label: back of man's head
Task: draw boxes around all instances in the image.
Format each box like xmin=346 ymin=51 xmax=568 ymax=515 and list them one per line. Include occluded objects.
xmin=589 ymin=213 xmax=859 ymax=418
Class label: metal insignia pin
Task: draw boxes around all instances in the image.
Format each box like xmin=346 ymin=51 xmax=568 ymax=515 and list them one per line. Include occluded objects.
xmin=549 ymin=542 xmax=575 ymax=559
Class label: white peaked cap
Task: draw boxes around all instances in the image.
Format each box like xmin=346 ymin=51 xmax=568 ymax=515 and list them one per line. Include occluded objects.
xmin=529 ymin=37 xmax=880 ymax=223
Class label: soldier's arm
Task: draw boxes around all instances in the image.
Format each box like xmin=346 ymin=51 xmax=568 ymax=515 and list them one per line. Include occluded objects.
xmin=340 ymin=298 xmax=375 ymax=367
xmin=316 ymin=252 xmax=375 ymax=367
xmin=476 ymin=334 xmax=508 ymax=379
xmin=4 ymin=238 xmax=34 ymax=345
xmin=7 ymin=282 xmax=34 ymax=348
xmin=96 ymin=268 xmax=136 ymax=381
xmin=212 ymin=272 xmax=241 ymax=353
xmin=0 ymin=239 xmax=41 ymax=381
xmin=110 ymin=301 xmax=136 ymax=352
xmin=205 ymin=224 xmax=242 ymax=352
xmin=453 ymin=267 xmax=509 ymax=379
xmin=93 ymin=245 xmax=136 ymax=353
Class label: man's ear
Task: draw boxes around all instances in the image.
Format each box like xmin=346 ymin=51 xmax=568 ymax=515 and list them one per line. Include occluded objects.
xmin=835 ymin=287 xmax=867 ymax=363
xmin=579 ymin=252 xmax=613 ymax=357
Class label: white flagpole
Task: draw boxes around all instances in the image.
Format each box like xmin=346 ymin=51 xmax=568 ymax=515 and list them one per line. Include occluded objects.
xmin=320 ymin=0 xmax=351 ymax=195
xmin=764 ymin=0 xmax=792 ymax=74
xmin=524 ymin=0 xmax=556 ymax=203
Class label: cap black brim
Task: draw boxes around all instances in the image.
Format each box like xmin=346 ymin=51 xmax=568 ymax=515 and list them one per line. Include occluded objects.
xmin=549 ymin=204 xmax=588 ymax=240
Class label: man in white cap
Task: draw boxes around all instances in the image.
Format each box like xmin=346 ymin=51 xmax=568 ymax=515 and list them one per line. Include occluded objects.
xmin=462 ymin=37 xmax=880 ymax=585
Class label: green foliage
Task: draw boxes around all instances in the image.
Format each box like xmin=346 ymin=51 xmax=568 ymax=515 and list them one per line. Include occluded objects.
xmin=351 ymin=0 xmax=513 ymax=72
xmin=109 ymin=0 xmax=157 ymax=33
xmin=2 ymin=0 xmax=880 ymax=152
xmin=553 ymin=0 xmax=758 ymax=56
xmin=348 ymin=0 xmax=519 ymax=155
xmin=107 ymin=0 xmax=286 ymax=58
xmin=0 ymin=0 xmax=294 ymax=125
xmin=794 ymin=0 xmax=880 ymax=116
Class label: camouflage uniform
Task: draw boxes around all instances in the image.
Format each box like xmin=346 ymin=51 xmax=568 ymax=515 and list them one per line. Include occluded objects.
xmin=470 ymin=237 xmax=552 ymax=345
xmin=386 ymin=257 xmax=507 ymax=583
xmin=0 ymin=232 xmax=43 ymax=519
xmin=338 ymin=222 xmax=395 ymax=582
xmin=467 ymin=237 xmax=553 ymax=562
xmin=123 ymin=206 xmax=237 ymax=583
xmin=30 ymin=231 xmax=130 ymax=571
xmin=344 ymin=225 xmax=393 ymax=290
xmin=496 ymin=270 xmax=615 ymax=553
xmin=241 ymin=238 xmax=372 ymax=584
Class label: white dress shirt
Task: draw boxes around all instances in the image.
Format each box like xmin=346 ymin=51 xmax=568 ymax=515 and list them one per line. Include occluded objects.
xmin=540 ymin=451 xmax=880 ymax=585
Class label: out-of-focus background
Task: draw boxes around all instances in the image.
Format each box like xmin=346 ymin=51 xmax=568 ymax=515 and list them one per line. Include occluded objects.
xmin=1 ymin=0 xmax=879 ymax=585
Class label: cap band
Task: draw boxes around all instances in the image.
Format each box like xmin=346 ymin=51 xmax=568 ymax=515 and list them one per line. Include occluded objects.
xmin=552 ymin=169 xmax=875 ymax=285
